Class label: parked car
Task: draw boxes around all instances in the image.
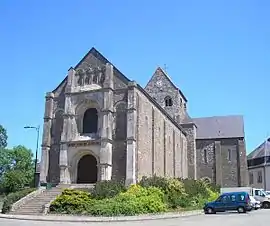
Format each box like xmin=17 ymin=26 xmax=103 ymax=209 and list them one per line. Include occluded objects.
xmin=250 ymin=196 xmax=261 ymax=210
xmin=220 ymin=187 xmax=270 ymax=209
xmin=204 ymin=191 xmax=252 ymax=214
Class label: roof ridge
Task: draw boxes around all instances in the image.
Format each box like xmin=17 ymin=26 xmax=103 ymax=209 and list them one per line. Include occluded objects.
xmin=193 ymin=115 xmax=243 ymax=119
xmin=248 ymin=139 xmax=270 ymax=159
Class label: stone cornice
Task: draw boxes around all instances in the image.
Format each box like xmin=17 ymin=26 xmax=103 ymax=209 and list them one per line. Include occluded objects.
xmin=63 ymin=113 xmax=75 ymax=119
xmin=127 ymin=107 xmax=136 ymax=113
xmin=65 ymin=87 xmax=114 ymax=95
xmin=43 ymin=116 xmax=53 ymax=121
xmin=100 ymin=109 xmax=114 ymax=114
xmin=99 ymin=163 xmax=112 ymax=167
xmin=100 ymin=138 xmax=113 ymax=144
xmin=126 ymin=137 xmax=136 ymax=142
xmin=67 ymin=140 xmax=101 ymax=147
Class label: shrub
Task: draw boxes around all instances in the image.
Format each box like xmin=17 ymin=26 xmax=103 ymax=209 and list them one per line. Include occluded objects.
xmin=207 ymin=188 xmax=219 ymax=202
xmin=91 ymin=180 xmax=126 ymax=199
xmin=180 ymin=178 xmax=210 ymax=199
xmin=87 ymin=185 xmax=167 ymax=216
xmin=49 ymin=189 xmax=92 ymax=214
xmin=2 ymin=188 xmax=35 ymax=213
xmin=50 ymin=185 xmax=167 ymax=216
xmin=139 ymin=175 xmax=169 ymax=191
xmin=208 ymin=183 xmax=221 ymax=193
xmin=165 ymin=178 xmax=188 ymax=208
xmin=139 ymin=176 xmax=187 ymax=209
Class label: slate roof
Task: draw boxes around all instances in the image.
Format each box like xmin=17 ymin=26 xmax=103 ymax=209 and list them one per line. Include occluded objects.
xmin=247 ymin=138 xmax=270 ymax=159
xmin=192 ymin=115 xmax=245 ymax=139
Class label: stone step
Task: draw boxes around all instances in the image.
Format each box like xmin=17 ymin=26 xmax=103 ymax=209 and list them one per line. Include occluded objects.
xmin=12 ymin=212 xmax=43 ymax=215
xmin=10 ymin=187 xmax=65 ymax=215
xmin=15 ymin=209 xmax=43 ymax=213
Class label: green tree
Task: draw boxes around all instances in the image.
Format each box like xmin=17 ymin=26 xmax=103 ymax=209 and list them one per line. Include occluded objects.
xmin=0 ymin=146 xmax=34 ymax=193
xmin=0 ymin=125 xmax=8 ymax=148
xmin=0 ymin=148 xmax=10 ymax=179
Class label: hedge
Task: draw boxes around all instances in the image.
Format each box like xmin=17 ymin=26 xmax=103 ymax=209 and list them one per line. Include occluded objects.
xmin=2 ymin=188 xmax=36 ymax=213
xmin=50 ymin=185 xmax=167 ymax=216
xmin=49 ymin=177 xmax=219 ymax=216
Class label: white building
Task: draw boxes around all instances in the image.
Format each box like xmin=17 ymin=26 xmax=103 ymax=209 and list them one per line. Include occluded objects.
xmin=248 ymin=138 xmax=270 ymax=191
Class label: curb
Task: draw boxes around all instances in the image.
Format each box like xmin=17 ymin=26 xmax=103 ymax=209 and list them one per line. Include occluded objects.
xmin=0 ymin=210 xmax=203 ymax=222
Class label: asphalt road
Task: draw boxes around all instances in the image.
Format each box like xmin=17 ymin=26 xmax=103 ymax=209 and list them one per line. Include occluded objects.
xmin=0 ymin=209 xmax=269 ymax=226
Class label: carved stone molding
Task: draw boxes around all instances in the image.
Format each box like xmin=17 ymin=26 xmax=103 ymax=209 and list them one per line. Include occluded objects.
xmin=68 ymin=140 xmax=101 ymax=148
xmin=75 ymin=66 xmax=106 ymax=87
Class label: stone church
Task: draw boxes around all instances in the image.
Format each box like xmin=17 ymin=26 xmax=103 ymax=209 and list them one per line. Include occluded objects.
xmin=39 ymin=47 xmax=248 ymax=187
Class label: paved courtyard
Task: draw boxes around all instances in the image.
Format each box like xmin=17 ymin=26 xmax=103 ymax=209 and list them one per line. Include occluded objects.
xmin=0 ymin=209 xmax=269 ymax=226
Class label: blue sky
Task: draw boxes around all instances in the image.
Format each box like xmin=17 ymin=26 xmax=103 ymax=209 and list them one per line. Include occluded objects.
xmin=0 ymin=0 xmax=269 ymax=158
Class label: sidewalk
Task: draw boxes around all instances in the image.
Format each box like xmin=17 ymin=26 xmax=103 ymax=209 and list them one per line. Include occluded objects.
xmin=0 ymin=210 xmax=203 ymax=222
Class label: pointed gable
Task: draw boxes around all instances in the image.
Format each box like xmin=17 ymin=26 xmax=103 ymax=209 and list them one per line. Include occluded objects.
xmin=53 ymin=47 xmax=130 ymax=93
xmin=145 ymin=67 xmax=187 ymax=102
xmin=248 ymin=138 xmax=270 ymax=160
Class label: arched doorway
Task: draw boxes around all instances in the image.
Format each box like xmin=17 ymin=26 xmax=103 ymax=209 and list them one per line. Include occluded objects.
xmin=83 ymin=108 xmax=98 ymax=133
xmin=77 ymin=155 xmax=97 ymax=183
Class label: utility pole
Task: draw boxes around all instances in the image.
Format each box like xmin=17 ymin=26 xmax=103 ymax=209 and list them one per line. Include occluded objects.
xmin=24 ymin=125 xmax=40 ymax=188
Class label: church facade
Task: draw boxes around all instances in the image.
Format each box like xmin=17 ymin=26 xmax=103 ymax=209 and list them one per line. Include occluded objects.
xmin=39 ymin=47 xmax=248 ymax=187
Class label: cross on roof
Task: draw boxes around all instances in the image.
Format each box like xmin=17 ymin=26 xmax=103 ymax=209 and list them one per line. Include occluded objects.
xmin=163 ymin=64 xmax=168 ymax=73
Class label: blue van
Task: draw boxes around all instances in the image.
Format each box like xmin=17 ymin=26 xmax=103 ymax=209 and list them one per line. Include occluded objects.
xmin=204 ymin=191 xmax=252 ymax=214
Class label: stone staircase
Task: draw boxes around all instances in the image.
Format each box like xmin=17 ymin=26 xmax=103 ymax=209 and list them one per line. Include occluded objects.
xmin=10 ymin=187 xmax=63 ymax=215
xmin=9 ymin=184 xmax=95 ymax=215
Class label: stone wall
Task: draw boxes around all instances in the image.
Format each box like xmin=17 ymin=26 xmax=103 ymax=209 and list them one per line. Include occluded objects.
xmin=248 ymin=166 xmax=265 ymax=189
xmin=112 ymin=98 xmax=128 ymax=181
xmin=182 ymin=123 xmax=197 ymax=179
xmin=238 ymin=139 xmax=249 ymax=186
xmin=145 ymin=67 xmax=187 ymax=123
xmin=220 ymin=139 xmax=239 ymax=187
xmin=196 ymin=138 xmax=248 ymax=187
xmin=196 ymin=140 xmax=215 ymax=182
xmin=46 ymin=81 xmax=66 ymax=184
xmin=135 ymin=86 xmax=187 ymax=181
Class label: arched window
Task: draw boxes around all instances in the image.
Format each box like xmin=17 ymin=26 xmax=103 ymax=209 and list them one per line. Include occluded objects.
xmin=115 ymin=103 xmax=127 ymax=140
xmin=165 ymin=96 xmax=173 ymax=106
xmin=203 ymin=149 xmax=208 ymax=164
xmin=93 ymin=74 xmax=98 ymax=84
xmin=83 ymin=108 xmax=98 ymax=133
xmin=85 ymin=76 xmax=90 ymax=85
xmin=228 ymin=149 xmax=232 ymax=161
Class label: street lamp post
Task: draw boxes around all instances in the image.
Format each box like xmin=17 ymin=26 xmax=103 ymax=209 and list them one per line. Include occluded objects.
xmin=24 ymin=125 xmax=40 ymax=187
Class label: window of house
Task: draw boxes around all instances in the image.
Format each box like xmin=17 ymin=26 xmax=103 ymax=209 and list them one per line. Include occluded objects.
xmin=164 ymin=96 xmax=173 ymax=106
xmin=203 ymin=149 xmax=208 ymax=164
xmin=249 ymin=172 xmax=253 ymax=184
xmin=228 ymin=149 xmax=232 ymax=161
xmin=257 ymin=171 xmax=263 ymax=183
